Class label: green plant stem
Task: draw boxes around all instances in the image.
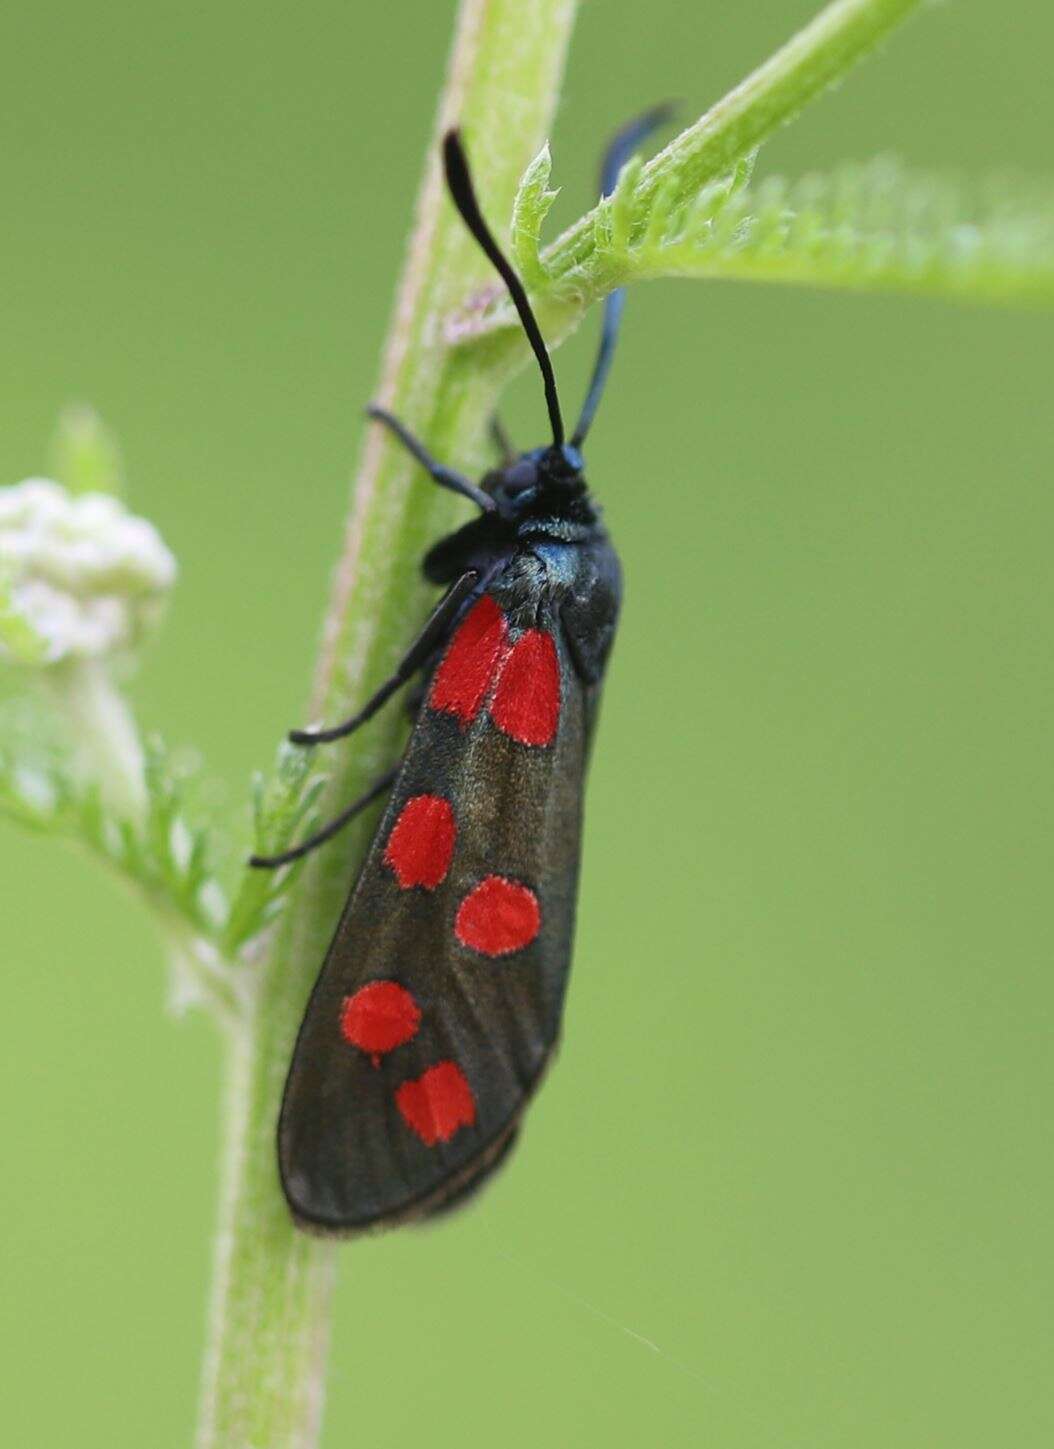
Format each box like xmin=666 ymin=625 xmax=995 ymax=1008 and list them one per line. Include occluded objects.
xmin=456 ymin=0 xmax=927 ymax=348
xmin=565 ymin=0 xmax=925 ymax=261
xmin=46 ymin=658 xmax=146 ymax=822
xmin=193 ymin=2 xmax=578 ymax=1445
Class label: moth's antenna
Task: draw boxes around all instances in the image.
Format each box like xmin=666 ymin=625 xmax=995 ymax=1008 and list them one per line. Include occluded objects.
xmin=443 ymin=130 xmax=565 ymax=448
xmin=571 ymin=104 xmax=675 ymax=449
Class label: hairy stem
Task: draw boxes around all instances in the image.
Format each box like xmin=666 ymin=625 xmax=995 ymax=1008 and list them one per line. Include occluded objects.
xmin=456 ymin=0 xmax=927 ymax=348
xmin=193 ymin=2 xmax=578 ymax=1445
xmin=556 ymin=0 xmax=925 ymax=269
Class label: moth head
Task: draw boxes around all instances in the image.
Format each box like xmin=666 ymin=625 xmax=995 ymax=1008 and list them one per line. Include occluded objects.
xmin=485 ymin=443 xmax=586 ymax=521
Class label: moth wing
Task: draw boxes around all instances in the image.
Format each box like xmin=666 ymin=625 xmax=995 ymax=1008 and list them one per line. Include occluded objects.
xmin=278 ymin=590 xmax=593 ymax=1231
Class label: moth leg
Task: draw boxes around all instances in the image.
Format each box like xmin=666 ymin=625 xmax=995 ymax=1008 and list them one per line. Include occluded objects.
xmin=402 ymin=669 xmax=432 ymax=721
xmin=290 ymin=569 xmax=479 ymax=746
xmin=367 ymin=405 xmax=495 ymax=514
xmin=248 ymin=764 xmax=398 ymax=869
xmin=488 ymin=414 xmax=516 ymax=464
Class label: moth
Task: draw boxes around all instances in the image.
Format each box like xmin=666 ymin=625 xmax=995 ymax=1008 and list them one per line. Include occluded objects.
xmin=253 ymin=111 xmax=668 ymax=1231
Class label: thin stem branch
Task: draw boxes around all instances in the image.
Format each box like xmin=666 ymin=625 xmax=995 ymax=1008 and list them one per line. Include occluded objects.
xmin=46 ymin=659 xmax=147 ymax=823
xmin=453 ymin=0 xmax=928 ymax=349
xmin=555 ymin=0 xmax=926 ymax=272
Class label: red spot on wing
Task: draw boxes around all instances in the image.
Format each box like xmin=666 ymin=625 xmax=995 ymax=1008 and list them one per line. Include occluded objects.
xmin=491 ymin=629 xmax=561 ymax=746
xmin=384 ymin=794 xmax=456 ymax=889
xmin=430 ymin=595 xmax=508 ymax=724
xmin=455 ymin=875 xmax=541 ymax=957
xmin=395 ymin=1061 xmax=476 ymax=1146
xmin=340 ymin=981 xmax=421 ymax=1060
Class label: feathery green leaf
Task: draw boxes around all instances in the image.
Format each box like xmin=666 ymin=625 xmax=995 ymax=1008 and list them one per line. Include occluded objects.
xmin=223 ymin=742 xmax=324 ymax=955
xmin=511 ymin=144 xmax=559 ymax=290
xmin=622 ymin=160 xmax=1054 ymax=305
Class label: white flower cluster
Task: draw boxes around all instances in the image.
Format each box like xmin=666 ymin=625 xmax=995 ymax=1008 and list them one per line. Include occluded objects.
xmin=0 ymin=479 xmax=177 ymax=665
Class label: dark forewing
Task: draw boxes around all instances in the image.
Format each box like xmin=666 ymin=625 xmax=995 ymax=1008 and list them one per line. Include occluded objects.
xmin=279 ymin=584 xmax=594 ymax=1231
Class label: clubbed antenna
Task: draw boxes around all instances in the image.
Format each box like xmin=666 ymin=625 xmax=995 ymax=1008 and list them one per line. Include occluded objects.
xmin=571 ymin=104 xmax=675 ymax=448
xmin=443 ymin=130 xmax=565 ymax=447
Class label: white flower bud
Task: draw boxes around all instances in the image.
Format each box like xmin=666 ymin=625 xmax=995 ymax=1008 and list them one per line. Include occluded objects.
xmin=0 ymin=479 xmax=177 ymax=665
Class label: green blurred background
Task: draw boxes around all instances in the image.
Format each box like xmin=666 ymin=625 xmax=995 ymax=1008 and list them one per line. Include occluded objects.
xmin=2 ymin=2 xmax=1052 ymax=1445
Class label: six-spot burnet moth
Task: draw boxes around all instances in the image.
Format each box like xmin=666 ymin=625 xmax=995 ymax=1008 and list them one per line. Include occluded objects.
xmin=251 ymin=108 xmax=670 ymax=1232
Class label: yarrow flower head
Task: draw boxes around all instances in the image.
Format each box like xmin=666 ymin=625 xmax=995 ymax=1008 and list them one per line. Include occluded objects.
xmin=0 ymin=479 xmax=177 ymax=667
